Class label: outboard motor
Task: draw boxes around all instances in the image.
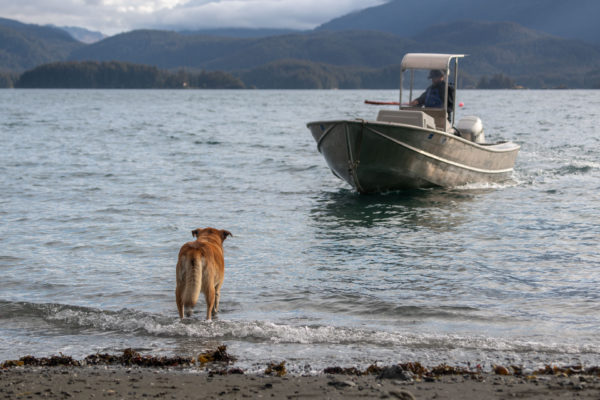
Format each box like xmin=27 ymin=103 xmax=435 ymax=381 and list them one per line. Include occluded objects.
xmin=456 ymin=116 xmax=485 ymax=143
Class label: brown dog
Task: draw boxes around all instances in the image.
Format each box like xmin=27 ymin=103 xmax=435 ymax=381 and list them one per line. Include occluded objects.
xmin=175 ymin=227 xmax=232 ymax=320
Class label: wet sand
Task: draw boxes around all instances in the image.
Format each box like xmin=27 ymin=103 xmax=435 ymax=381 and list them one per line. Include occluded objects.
xmin=2 ymin=366 xmax=600 ymax=399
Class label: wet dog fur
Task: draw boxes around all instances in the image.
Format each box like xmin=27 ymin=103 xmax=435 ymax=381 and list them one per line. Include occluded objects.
xmin=175 ymin=227 xmax=232 ymax=320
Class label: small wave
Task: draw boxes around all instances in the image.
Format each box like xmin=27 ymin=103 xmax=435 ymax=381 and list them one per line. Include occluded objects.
xmin=193 ymin=140 xmax=222 ymax=146
xmin=556 ymin=162 xmax=597 ymax=176
xmin=0 ymin=255 xmax=23 ymax=263
xmin=297 ymin=294 xmax=490 ymax=322
xmin=138 ymin=193 xmax=169 ymax=201
xmin=3 ymin=300 xmax=599 ymax=359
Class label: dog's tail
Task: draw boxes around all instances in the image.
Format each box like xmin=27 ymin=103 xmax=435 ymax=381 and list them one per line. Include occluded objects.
xmin=180 ymin=253 xmax=204 ymax=318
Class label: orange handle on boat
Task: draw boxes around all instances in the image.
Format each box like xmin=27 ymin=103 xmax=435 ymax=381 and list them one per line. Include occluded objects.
xmin=364 ymin=100 xmax=401 ymax=105
xmin=364 ymin=100 xmax=412 ymax=106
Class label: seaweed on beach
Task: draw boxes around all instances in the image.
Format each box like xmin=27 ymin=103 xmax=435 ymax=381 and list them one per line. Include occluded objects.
xmin=364 ymin=364 xmax=384 ymax=375
xmin=2 ymin=354 xmax=80 ymax=368
xmin=196 ymin=345 xmax=236 ymax=364
xmin=532 ymin=364 xmax=599 ymax=376
xmin=83 ymin=352 xmax=122 ymax=365
xmin=208 ymin=367 xmax=245 ymax=376
xmin=322 ymin=364 xmax=384 ymax=376
xmin=2 ymin=346 xmax=234 ymax=369
xmin=398 ymin=362 xmax=429 ymax=377
xmin=584 ymin=366 xmax=600 ymax=376
xmin=265 ymin=361 xmax=287 ymax=377
xmin=430 ymin=363 xmax=475 ymax=376
xmin=510 ymin=365 xmax=523 ymax=376
xmin=124 ymin=348 xmax=195 ymax=367
xmin=323 ymin=362 xmax=477 ymax=379
xmin=323 ymin=363 xmax=421 ymax=377
xmin=82 ymin=348 xmax=195 ymax=367
xmin=323 ymin=366 xmax=363 ymax=376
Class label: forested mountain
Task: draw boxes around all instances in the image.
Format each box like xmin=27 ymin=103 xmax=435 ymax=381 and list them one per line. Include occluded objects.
xmin=317 ymin=0 xmax=600 ymax=44
xmin=68 ymin=30 xmax=415 ymax=70
xmin=412 ymin=21 xmax=600 ymax=88
xmin=1 ymin=0 xmax=600 ymax=89
xmin=0 ymin=17 xmax=83 ymax=71
xmin=65 ymin=22 xmax=600 ymax=88
xmin=68 ymin=30 xmax=248 ymax=69
xmin=239 ymin=59 xmax=401 ymax=89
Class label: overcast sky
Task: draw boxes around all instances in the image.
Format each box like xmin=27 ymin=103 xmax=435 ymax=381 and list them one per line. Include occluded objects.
xmin=1 ymin=0 xmax=386 ymax=35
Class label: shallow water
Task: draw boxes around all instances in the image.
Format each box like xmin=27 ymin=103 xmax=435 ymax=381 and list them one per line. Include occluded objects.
xmin=1 ymin=89 xmax=599 ymax=373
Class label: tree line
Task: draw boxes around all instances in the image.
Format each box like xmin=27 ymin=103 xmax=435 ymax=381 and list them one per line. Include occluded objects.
xmin=9 ymin=61 xmax=245 ymax=89
xmin=2 ymin=60 xmax=597 ymax=90
xmin=476 ymin=73 xmax=518 ymax=89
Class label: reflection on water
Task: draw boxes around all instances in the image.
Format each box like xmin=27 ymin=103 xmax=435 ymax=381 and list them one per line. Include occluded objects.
xmin=309 ymin=187 xmax=477 ymax=231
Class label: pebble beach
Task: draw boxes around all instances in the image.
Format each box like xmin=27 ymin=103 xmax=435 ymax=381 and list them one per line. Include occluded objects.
xmin=3 ymin=347 xmax=600 ymax=400
xmin=2 ymin=364 xmax=600 ymax=400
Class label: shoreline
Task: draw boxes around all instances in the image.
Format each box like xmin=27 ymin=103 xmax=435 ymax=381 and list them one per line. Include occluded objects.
xmin=2 ymin=349 xmax=600 ymax=399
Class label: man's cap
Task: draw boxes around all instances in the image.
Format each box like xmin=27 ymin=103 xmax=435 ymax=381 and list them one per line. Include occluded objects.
xmin=428 ymin=69 xmax=444 ymax=79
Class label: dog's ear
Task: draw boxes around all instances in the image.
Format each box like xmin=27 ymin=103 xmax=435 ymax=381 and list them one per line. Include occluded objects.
xmin=221 ymin=230 xmax=232 ymax=241
xmin=191 ymin=229 xmax=199 ymax=238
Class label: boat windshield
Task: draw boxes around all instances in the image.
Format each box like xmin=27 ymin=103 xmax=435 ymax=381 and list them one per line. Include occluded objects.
xmin=400 ymin=67 xmax=456 ymax=112
xmin=408 ymin=70 xmax=440 ymax=109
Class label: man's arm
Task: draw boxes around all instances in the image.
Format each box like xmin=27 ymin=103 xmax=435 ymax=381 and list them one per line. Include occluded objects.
xmin=409 ymin=91 xmax=426 ymax=106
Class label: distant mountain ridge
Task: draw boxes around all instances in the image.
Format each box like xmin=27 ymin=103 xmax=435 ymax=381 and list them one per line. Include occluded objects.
xmin=414 ymin=21 xmax=600 ymax=87
xmin=1 ymin=0 xmax=600 ymax=88
xmin=55 ymin=25 xmax=106 ymax=43
xmin=67 ymin=29 xmax=416 ymax=70
xmin=317 ymin=0 xmax=600 ymax=44
xmin=0 ymin=17 xmax=83 ymax=71
xmin=178 ymin=28 xmax=302 ymax=38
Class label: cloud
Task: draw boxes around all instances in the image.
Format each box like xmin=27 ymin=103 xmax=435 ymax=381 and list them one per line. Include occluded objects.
xmin=0 ymin=0 xmax=386 ymax=35
xmin=149 ymin=0 xmax=385 ymax=30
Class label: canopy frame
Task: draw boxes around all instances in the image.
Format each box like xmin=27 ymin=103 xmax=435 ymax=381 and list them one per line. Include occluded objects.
xmin=399 ymin=53 xmax=466 ymax=127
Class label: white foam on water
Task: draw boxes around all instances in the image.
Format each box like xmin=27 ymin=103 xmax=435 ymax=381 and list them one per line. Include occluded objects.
xmin=37 ymin=303 xmax=600 ymax=371
xmin=453 ymin=180 xmax=518 ymax=191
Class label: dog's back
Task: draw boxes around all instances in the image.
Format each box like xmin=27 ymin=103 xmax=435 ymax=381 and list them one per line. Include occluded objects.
xmin=175 ymin=228 xmax=231 ymax=320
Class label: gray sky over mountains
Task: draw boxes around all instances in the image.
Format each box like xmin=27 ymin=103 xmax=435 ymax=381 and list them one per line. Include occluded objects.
xmin=1 ymin=0 xmax=385 ymax=35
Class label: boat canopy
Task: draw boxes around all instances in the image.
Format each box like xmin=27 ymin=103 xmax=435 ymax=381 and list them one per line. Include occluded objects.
xmin=399 ymin=53 xmax=466 ymax=128
xmin=401 ymin=53 xmax=465 ymax=71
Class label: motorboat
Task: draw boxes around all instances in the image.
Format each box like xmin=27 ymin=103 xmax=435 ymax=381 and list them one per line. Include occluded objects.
xmin=306 ymin=53 xmax=520 ymax=193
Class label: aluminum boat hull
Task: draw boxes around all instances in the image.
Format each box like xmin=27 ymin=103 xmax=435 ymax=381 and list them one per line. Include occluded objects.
xmin=307 ymin=119 xmax=520 ymax=193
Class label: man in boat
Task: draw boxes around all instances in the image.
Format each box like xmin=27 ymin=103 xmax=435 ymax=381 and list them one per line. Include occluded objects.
xmin=409 ymin=69 xmax=454 ymax=120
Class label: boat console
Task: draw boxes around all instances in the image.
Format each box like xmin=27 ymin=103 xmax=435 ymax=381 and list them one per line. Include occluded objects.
xmin=376 ymin=109 xmax=436 ymax=130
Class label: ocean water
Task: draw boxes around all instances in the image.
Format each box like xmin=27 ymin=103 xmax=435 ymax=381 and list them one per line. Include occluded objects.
xmin=1 ymin=89 xmax=599 ymax=373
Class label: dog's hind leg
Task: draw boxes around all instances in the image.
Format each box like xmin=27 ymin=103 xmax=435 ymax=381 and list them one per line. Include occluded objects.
xmin=204 ymin=285 xmax=215 ymax=321
xmin=175 ymin=286 xmax=184 ymax=319
xmin=213 ymin=282 xmax=222 ymax=315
